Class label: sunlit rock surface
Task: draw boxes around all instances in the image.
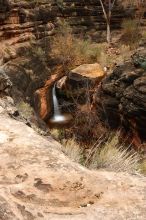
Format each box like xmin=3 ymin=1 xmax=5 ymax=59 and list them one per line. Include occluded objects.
xmin=0 ymin=105 xmax=145 ymax=219
xmin=70 ymin=63 xmax=105 ymax=80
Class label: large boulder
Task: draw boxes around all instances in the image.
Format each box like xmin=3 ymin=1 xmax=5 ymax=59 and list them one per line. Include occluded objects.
xmin=69 ymin=63 xmax=105 ymax=83
xmin=68 ymin=63 xmax=105 ymax=89
xmin=0 ymin=106 xmax=146 ymax=219
xmin=57 ymin=63 xmax=105 ymax=107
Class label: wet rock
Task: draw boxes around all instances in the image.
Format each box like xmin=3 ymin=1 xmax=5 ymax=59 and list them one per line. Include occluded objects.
xmin=34 ymin=65 xmax=65 ymax=121
xmin=56 ymin=76 xmax=67 ymax=89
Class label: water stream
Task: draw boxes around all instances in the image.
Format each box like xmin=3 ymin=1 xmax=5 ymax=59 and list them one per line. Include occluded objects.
xmin=49 ymin=84 xmax=72 ymax=125
xmin=52 ymin=84 xmax=65 ymax=122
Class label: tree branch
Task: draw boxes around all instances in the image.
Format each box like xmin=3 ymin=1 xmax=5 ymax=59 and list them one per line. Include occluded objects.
xmin=111 ymin=0 xmax=116 ymax=11
xmin=99 ymin=0 xmax=108 ymax=21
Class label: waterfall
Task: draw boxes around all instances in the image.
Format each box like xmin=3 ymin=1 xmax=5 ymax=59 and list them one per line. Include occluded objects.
xmin=49 ymin=83 xmax=72 ymax=125
xmin=51 ymin=84 xmax=65 ymax=122
xmin=52 ymin=84 xmax=61 ymax=116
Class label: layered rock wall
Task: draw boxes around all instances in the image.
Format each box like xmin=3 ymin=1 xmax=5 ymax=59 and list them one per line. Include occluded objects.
xmin=0 ymin=0 xmax=133 ymax=48
xmin=0 ymin=0 xmax=54 ymax=47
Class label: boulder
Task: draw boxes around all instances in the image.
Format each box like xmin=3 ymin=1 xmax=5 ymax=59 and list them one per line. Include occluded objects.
xmin=69 ymin=63 xmax=105 ymax=88
xmin=70 ymin=63 xmax=105 ymax=81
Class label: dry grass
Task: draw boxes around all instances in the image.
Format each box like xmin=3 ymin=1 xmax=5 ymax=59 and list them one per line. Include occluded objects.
xmin=50 ymin=128 xmax=65 ymax=141
xmin=60 ymin=133 xmax=140 ymax=174
xmin=141 ymin=30 xmax=146 ymax=41
xmin=61 ymin=138 xmax=83 ymax=164
xmin=51 ymin=21 xmax=141 ymax=74
xmin=87 ymin=134 xmax=140 ymax=174
xmin=139 ymin=159 xmax=146 ymax=175
xmin=16 ymin=101 xmax=33 ymax=119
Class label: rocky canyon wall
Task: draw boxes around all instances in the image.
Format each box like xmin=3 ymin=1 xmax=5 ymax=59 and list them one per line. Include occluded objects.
xmin=0 ymin=0 xmax=146 ymax=124
xmin=0 ymin=0 xmax=128 ymax=120
xmin=95 ymin=49 xmax=146 ymax=148
xmin=0 ymin=0 xmax=134 ymax=49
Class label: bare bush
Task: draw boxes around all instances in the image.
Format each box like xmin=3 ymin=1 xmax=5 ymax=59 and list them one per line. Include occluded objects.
xmin=51 ymin=21 xmax=104 ymax=69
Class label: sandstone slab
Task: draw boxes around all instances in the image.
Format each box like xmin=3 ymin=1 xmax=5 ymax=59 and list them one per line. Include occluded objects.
xmin=70 ymin=63 xmax=105 ymax=81
xmin=0 ymin=107 xmax=145 ymax=219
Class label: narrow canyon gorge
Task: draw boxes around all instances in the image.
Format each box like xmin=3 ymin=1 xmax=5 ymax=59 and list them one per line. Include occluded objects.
xmin=0 ymin=0 xmax=146 ymax=219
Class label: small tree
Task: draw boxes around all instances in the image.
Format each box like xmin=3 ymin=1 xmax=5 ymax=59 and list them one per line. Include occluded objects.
xmin=99 ymin=0 xmax=117 ymax=43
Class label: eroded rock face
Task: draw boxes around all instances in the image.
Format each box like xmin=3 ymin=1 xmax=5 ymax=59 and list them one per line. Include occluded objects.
xmin=0 ymin=0 xmax=54 ymax=43
xmin=0 ymin=103 xmax=146 ymax=219
xmin=0 ymin=0 xmax=130 ymax=50
xmin=0 ymin=0 xmax=130 ymax=44
xmin=95 ymin=50 xmax=146 ymax=148
xmin=0 ymin=0 xmax=56 ymax=120
xmin=34 ymin=65 xmax=66 ymax=121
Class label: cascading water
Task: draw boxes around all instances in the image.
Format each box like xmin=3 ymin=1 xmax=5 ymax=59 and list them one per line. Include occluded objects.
xmin=51 ymin=84 xmax=65 ymax=122
xmin=52 ymin=84 xmax=60 ymax=115
xmin=49 ymin=84 xmax=72 ymax=125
